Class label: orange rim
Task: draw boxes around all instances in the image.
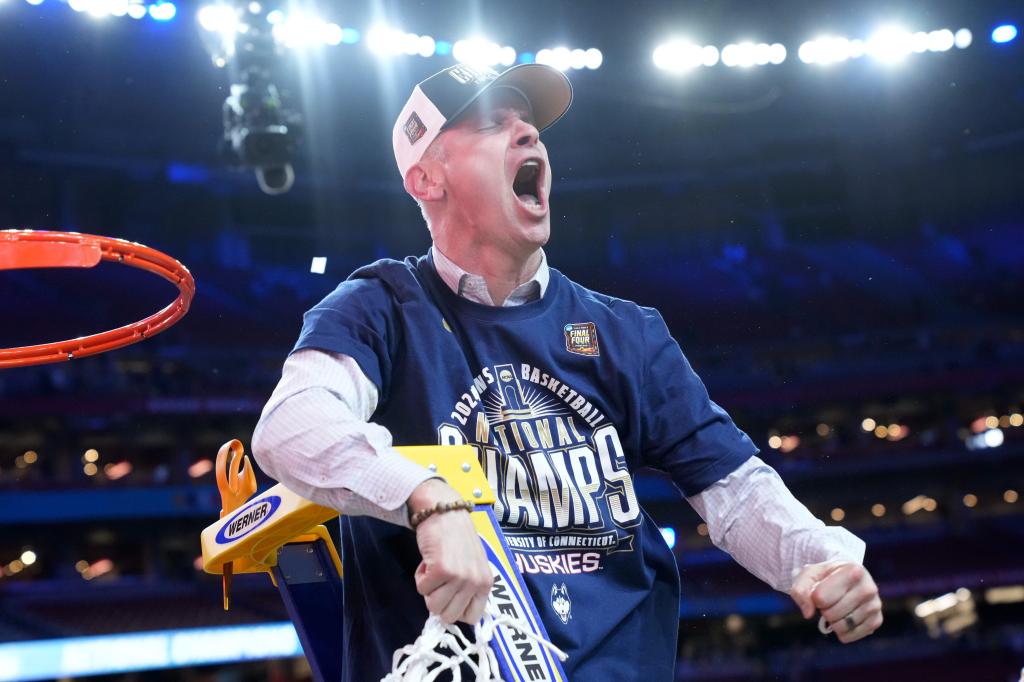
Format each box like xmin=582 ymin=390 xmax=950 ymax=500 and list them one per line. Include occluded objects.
xmin=0 ymin=230 xmax=195 ymax=368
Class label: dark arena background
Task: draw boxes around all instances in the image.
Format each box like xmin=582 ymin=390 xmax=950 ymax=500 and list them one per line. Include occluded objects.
xmin=1 ymin=0 xmax=1023 ymax=680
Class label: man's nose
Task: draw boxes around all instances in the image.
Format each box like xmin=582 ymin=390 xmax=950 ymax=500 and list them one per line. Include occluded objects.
xmin=512 ymin=118 xmax=540 ymax=147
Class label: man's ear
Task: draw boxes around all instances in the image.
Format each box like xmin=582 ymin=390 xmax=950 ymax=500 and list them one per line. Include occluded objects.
xmin=404 ymin=161 xmax=445 ymax=203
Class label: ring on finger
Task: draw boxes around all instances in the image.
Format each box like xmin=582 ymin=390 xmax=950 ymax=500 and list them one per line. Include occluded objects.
xmin=844 ymin=614 xmax=857 ymax=632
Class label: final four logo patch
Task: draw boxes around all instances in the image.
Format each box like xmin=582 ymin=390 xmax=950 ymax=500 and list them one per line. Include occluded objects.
xmin=563 ymin=322 xmax=599 ymax=356
xmin=403 ymin=111 xmax=426 ymax=145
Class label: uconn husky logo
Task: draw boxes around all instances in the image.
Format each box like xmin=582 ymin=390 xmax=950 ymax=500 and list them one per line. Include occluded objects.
xmin=551 ymin=583 xmax=572 ymax=624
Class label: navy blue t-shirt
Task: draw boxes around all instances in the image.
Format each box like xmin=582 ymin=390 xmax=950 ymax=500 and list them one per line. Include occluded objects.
xmin=293 ymin=255 xmax=758 ymax=681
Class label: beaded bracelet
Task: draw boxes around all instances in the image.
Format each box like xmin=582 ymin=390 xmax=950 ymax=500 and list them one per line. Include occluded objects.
xmin=409 ymin=499 xmax=476 ymax=529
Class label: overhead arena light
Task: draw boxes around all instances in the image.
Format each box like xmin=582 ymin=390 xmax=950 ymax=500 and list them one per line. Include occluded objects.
xmin=453 ymin=38 xmax=516 ymax=68
xmin=720 ymin=43 xmax=744 ymax=67
xmin=367 ymin=26 xmax=442 ymax=58
xmin=723 ymin=42 xmax=786 ymax=67
xmin=798 ymin=36 xmax=858 ymax=64
xmin=863 ymin=25 xmax=967 ymax=61
xmin=195 ymin=5 xmax=354 ymax=50
xmin=926 ymin=28 xmax=956 ymax=52
xmin=148 ymin=1 xmax=175 ymax=21
xmin=654 ymin=39 xmax=781 ymax=71
xmin=271 ymin=11 xmax=344 ymax=48
xmin=536 ymin=46 xmax=603 ymax=71
xmin=68 ymin=0 xmax=126 ymax=15
xmin=535 ymin=47 xmax=570 ymax=71
xmin=569 ymin=48 xmax=587 ymax=69
xmin=76 ymin=0 xmax=131 ymax=18
xmin=366 ymin=26 xmax=404 ymax=55
xmin=652 ymin=40 xmax=722 ymax=71
xmin=992 ymin=24 xmax=1018 ymax=44
xmin=653 ymin=40 xmax=710 ymax=71
xmin=415 ymin=35 xmax=437 ymax=57
xmin=197 ymin=4 xmax=237 ymax=34
xmin=800 ymin=26 xmax=971 ymax=65
xmin=866 ymin=25 xmax=913 ymax=62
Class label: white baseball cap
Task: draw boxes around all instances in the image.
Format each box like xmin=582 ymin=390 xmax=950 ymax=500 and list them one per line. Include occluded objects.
xmin=392 ymin=63 xmax=573 ymax=180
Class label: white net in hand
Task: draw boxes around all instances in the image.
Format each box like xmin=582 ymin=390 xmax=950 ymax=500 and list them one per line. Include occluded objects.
xmin=381 ymin=604 xmax=568 ymax=682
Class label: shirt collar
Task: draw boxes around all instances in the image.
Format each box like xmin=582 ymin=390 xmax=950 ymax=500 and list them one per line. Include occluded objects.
xmin=430 ymin=245 xmax=549 ymax=307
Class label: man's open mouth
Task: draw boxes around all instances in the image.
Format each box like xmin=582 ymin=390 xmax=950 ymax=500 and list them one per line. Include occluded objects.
xmin=512 ymin=159 xmax=544 ymax=209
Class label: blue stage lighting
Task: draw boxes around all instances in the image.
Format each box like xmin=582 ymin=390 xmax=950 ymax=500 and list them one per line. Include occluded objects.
xmin=659 ymin=527 xmax=676 ymax=549
xmin=992 ymin=24 xmax=1018 ymax=44
xmin=166 ymin=163 xmax=210 ymax=185
xmin=518 ymin=51 xmax=536 ymax=64
xmin=435 ymin=40 xmax=452 ymax=56
xmin=149 ymin=2 xmax=176 ymax=21
xmin=340 ymin=27 xmax=360 ymax=44
xmin=0 ymin=623 xmax=302 ymax=680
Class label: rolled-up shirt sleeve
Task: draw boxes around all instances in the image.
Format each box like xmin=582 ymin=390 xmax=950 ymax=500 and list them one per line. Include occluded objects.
xmin=688 ymin=455 xmax=866 ymax=592
xmin=251 ymin=348 xmax=436 ymax=528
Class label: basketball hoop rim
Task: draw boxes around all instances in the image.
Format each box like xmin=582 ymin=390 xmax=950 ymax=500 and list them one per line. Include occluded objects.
xmin=0 ymin=229 xmax=195 ymax=369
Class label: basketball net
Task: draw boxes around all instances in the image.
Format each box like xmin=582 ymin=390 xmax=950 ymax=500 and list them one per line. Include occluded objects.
xmin=383 ymin=602 xmax=568 ymax=682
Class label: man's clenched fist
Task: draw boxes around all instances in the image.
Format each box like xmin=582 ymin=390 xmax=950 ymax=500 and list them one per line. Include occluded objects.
xmin=790 ymin=561 xmax=883 ymax=643
xmin=408 ymin=479 xmax=493 ymax=624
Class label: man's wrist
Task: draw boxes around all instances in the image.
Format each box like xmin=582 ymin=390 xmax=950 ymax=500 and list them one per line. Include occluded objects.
xmin=406 ymin=478 xmax=460 ymax=513
xmin=409 ymin=499 xmax=475 ymax=528
xmin=406 ymin=478 xmax=474 ymax=529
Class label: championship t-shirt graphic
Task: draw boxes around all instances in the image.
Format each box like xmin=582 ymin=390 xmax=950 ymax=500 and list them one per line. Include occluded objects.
xmin=440 ymin=361 xmax=640 ymax=578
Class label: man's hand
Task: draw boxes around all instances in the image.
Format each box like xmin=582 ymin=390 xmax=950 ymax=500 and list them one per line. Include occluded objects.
xmin=408 ymin=479 xmax=493 ymax=625
xmin=789 ymin=561 xmax=883 ymax=643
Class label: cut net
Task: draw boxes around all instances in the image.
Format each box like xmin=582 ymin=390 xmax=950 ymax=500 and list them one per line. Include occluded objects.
xmin=382 ymin=603 xmax=568 ymax=682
